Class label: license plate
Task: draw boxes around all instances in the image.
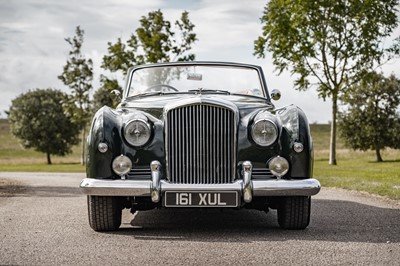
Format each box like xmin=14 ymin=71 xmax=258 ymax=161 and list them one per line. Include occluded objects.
xmin=164 ymin=191 xmax=238 ymax=207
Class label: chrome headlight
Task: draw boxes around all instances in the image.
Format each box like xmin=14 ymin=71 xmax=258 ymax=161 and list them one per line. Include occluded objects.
xmin=251 ymin=119 xmax=278 ymax=146
xmin=112 ymin=155 xmax=132 ymax=176
xmin=124 ymin=119 xmax=151 ymax=147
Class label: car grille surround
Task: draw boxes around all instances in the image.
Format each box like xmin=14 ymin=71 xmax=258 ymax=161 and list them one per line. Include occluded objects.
xmin=165 ymin=103 xmax=237 ymax=184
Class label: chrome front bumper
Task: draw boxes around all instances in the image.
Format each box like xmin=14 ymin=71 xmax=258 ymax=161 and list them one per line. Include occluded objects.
xmin=80 ymin=161 xmax=321 ymax=203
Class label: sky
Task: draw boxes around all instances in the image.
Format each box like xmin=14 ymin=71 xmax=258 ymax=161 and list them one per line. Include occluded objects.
xmin=1 ymin=0 xmax=399 ymax=123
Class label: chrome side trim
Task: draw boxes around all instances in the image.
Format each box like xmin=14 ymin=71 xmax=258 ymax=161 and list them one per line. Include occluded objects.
xmin=252 ymin=168 xmax=274 ymax=178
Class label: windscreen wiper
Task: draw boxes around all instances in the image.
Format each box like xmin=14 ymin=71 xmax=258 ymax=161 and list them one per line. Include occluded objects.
xmin=127 ymin=91 xmax=165 ymax=99
xmin=188 ymin=88 xmax=231 ymax=95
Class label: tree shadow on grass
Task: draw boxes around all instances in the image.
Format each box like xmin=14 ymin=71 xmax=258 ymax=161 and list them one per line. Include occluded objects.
xmin=367 ymin=159 xmax=400 ymax=163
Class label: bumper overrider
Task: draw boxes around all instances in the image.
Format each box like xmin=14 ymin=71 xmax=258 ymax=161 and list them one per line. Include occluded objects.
xmin=80 ymin=161 xmax=321 ymax=204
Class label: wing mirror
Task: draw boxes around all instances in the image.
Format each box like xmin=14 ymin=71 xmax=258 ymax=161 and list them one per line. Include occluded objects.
xmin=110 ymin=89 xmax=121 ymax=101
xmin=110 ymin=90 xmax=122 ymax=108
xmin=270 ymin=89 xmax=281 ymax=101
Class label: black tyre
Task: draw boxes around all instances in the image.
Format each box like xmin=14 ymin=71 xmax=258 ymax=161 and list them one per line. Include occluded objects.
xmin=87 ymin=196 xmax=122 ymax=231
xmin=277 ymin=196 xmax=311 ymax=230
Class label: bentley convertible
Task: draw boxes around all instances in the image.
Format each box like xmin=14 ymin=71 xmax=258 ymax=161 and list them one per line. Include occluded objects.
xmin=80 ymin=61 xmax=321 ymax=231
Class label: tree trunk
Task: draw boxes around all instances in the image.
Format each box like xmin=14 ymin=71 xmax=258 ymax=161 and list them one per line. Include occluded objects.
xmin=375 ymin=148 xmax=383 ymax=162
xmin=81 ymin=125 xmax=86 ymax=166
xmin=47 ymin=152 xmax=52 ymax=165
xmin=329 ymin=94 xmax=338 ymax=165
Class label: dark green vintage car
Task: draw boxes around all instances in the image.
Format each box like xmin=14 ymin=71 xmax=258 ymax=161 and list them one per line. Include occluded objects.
xmin=80 ymin=61 xmax=320 ymax=231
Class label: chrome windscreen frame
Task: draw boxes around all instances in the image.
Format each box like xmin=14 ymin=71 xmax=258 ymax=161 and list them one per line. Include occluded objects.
xmin=123 ymin=61 xmax=271 ymax=100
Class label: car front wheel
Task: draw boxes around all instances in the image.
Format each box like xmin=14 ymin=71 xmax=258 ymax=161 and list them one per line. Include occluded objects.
xmin=277 ymin=196 xmax=311 ymax=230
xmin=87 ymin=196 xmax=122 ymax=231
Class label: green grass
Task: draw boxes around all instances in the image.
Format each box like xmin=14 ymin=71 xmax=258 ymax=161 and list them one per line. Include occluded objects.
xmin=0 ymin=163 xmax=85 ymax=172
xmin=0 ymin=119 xmax=85 ymax=172
xmin=1 ymin=119 xmax=399 ymax=200
xmin=311 ymin=124 xmax=400 ymax=200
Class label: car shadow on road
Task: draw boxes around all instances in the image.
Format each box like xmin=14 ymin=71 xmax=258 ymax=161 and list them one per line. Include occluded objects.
xmin=0 ymin=185 xmax=82 ymax=197
xmin=108 ymin=199 xmax=400 ymax=244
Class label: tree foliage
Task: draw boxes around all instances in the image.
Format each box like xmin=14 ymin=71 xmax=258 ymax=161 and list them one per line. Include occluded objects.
xmin=102 ymin=9 xmax=197 ymax=74
xmin=339 ymin=72 xmax=400 ymax=162
xmin=254 ymin=0 xmax=400 ymax=165
xmin=58 ymin=26 xmax=93 ymax=165
xmin=58 ymin=25 xmax=93 ymax=126
xmin=94 ymin=10 xmax=198 ymax=108
xmin=8 ymin=89 xmax=80 ymax=164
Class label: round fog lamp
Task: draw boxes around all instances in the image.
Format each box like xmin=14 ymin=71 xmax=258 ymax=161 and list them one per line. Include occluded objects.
xmin=112 ymin=155 xmax=132 ymax=176
xmin=268 ymin=156 xmax=289 ymax=178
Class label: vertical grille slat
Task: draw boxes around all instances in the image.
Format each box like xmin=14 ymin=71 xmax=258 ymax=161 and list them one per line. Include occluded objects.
xmin=166 ymin=104 xmax=235 ymax=184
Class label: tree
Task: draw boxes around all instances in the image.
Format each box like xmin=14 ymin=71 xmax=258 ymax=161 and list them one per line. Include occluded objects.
xmin=97 ymin=9 xmax=198 ymax=105
xmin=58 ymin=26 xmax=93 ymax=165
xmin=339 ymin=72 xmax=400 ymax=162
xmin=8 ymin=89 xmax=80 ymax=165
xmin=254 ymin=0 xmax=400 ymax=165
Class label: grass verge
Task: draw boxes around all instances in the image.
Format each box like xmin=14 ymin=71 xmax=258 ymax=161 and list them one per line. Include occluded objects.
xmin=0 ymin=163 xmax=85 ymax=173
xmin=312 ymin=124 xmax=400 ymax=201
xmin=0 ymin=119 xmax=84 ymax=172
xmin=314 ymin=153 xmax=400 ymax=200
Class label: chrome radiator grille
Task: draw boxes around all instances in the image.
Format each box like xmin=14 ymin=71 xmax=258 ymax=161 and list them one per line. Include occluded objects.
xmin=166 ymin=104 xmax=236 ymax=184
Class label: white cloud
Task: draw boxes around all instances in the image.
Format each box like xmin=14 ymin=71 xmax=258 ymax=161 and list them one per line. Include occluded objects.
xmin=1 ymin=0 xmax=397 ymax=122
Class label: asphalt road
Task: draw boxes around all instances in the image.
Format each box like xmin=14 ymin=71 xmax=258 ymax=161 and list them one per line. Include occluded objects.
xmin=0 ymin=172 xmax=399 ymax=265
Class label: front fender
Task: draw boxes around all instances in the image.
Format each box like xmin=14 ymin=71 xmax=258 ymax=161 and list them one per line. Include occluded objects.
xmin=86 ymin=106 xmax=123 ymax=179
xmin=277 ymin=105 xmax=313 ymax=178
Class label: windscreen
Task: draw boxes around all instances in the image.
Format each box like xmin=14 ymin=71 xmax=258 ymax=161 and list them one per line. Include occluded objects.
xmin=127 ymin=65 xmax=264 ymax=97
